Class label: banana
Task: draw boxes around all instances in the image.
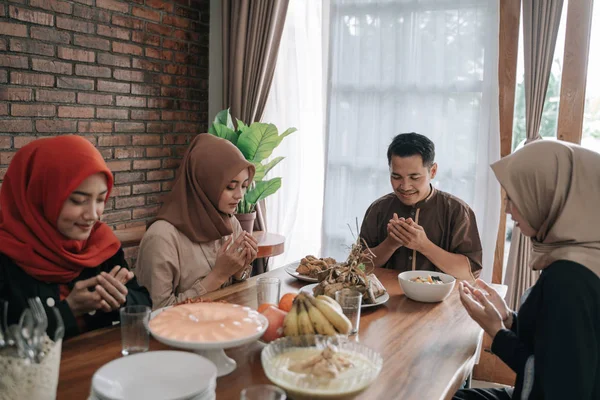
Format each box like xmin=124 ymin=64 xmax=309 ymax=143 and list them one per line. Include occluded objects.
xmin=297 ymin=299 xmax=315 ymax=335
xmin=307 ymin=294 xmax=352 ymax=335
xmin=316 ymin=295 xmax=343 ymax=313
xmin=303 ymin=297 xmax=337 ymax=335
xmin=283 ymin=300 xmax=299 ymax=337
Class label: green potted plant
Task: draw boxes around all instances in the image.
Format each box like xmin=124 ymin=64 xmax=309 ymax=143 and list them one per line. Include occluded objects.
xmin=208 ymin=109 xmax=297 ymax=232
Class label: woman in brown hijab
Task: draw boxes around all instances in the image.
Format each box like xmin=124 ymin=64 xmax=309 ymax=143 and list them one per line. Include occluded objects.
xmin=453 ymin=140 xmax=600 ymax=400
xmin=136 ymin=134 xmax=259 ymax=309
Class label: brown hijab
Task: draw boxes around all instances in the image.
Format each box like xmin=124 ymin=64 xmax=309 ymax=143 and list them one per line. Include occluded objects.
xmin=154 ymin=134 xmax=255 ymax=243
xmin=491 ymin=140 xmax=600 ymax=278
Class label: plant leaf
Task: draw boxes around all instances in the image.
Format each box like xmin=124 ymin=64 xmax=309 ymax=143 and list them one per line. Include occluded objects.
xmin=280 ymin=127 xmax=297 ymax=140
xmin=236 ymin=118 xmax=248 ymax=132
xmin=237 ymin=123 xmax=281 ymax=162
xmin=244 ymin=178 xmax=281 ymax=205
xmin=213 ymin=108 xmax=235 ymax=130
xmin=257 ymin=157 xmax=284 ymax=181
xmin=212 ymin=124 xmax=238 ymax=145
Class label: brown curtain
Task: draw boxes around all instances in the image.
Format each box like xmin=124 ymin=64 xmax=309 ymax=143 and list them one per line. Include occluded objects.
xmin=505 ymin=0 xmax=564 ymax=309
xmin=222 ymin=0 xmax=290 ymax=274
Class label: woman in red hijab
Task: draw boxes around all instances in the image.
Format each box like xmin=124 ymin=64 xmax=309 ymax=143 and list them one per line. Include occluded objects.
xmin=0 ymin=135 xmax=151 ymax=339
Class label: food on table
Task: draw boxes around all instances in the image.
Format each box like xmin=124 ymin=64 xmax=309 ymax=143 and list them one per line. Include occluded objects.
xmin=288 ymin=344 xmax=354 ymax=379
xmin=260 ymin=305 xmax=288 ymax=343
xmin=295 ymin=255 xmax=338 ymax=278
xmin=258 ymin=303 xmax=278 ymax=313
xmin=150 ymin=303 xmax=265 ymax=343
xmin=283 ymin=293 xmax=351 ymax=337
xmin=410 ymin=275 xmax=444 ymax=285
xmin=278 ymin=293 xmax=297 ymax=312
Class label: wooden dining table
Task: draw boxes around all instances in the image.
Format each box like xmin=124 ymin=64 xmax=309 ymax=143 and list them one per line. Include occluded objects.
xmin=58 ymin=267 xmax=484 ymax=400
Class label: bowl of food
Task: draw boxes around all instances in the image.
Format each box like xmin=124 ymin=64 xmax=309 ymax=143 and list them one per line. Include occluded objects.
xmin=261 ymin=335 xmax=382 ymax=400
xmin=397 ymin=271 xmax=456 ymax=303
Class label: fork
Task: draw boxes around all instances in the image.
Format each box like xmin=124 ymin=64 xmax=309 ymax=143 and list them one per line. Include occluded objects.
xmin=51 ymin=307 xmax=65 ymax=342
xmin=28 ymin=297 xmax=48 ymax=362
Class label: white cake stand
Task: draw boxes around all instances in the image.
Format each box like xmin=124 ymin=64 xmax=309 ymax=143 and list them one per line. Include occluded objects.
xmin=149 ymin=307 xmax=268 ymax=377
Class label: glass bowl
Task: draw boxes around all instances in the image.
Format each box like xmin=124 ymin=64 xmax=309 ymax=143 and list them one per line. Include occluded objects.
xmin=261 ymin=335 xmax=383 ymax=400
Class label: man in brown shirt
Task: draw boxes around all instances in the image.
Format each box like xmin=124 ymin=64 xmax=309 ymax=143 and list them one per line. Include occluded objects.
xmin=360 ymin=133 xmax=482 ymax=280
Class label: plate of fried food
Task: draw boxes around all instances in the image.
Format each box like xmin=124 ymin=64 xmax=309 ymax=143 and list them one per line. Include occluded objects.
xmin=284 ymin=256 xmax=338 ymax=283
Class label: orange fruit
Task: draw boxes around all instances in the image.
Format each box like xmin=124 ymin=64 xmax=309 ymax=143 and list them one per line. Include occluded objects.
xmin=257 ymin=303 xmax=277 ymax=313
xmin=278 ymin=293 xmax=297 ymax=312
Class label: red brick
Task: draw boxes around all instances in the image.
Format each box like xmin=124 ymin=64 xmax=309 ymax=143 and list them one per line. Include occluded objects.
xmin=30 ymin=0 xmax=72 ymax=14
xmin=116 ymin=96 xmax=146 ymax=108
xmin=115 ymin=122 xmax=145 ymax=132
xmin=80 ymin=121 xmax=113 ymax=133
xmin=73 ymin=0 xmax=93 ymax=5
xmin=132 ymin=7 xmax=160 ymax=22
xmin=31 ymin=27 xmax=71 ymax=43
xmin=97 ymin=25 xmax=130 ymax=40
xmin=161 ymin=158 xmax=181 ymax=169
xmin=0 ymin=72 xmax=5 ymax=85
xmin=58 ymin=47 xmax=95 ymax=62
xmin=0 ymin=120 xmax=32 ymax=133
xmin=57 ymin=77 xmax=94 ymax=90
xmin=175 ymin=6 xmax=199 ymax=20
xmin=174 ymin=123 xmax=201 ymax=133
xmin=99 ymin=148 xmax=113 ymax=159
xmin=162 ymin=39 xmax=186 ymax=52
xmin=172 ymin=146 xmax=188 ymax=157
xmin=146 ymin=147 xmax=170 ymax=157
xmin=145 ymin=0 xmax=173 ymax=12
xmin=132 ymin=58 xmax=161 ymax=72
xmin=0 ymin=137 xmax=11 ymax=149
xmin=132 ymin=205 xmax=160 ymax=219
xmin=164 ymin=65 xmax=188 ymax=75
xmin=112 ymin=42 xmax=142 ymax=56
xmin=0 ymin=22 xmax=27 ymax=37
xmin=11 ymin=104 xmax=55 ymax=117
xmin=112 ymin=185 xmax=132 ymax=197
xmin=102 ymin=210 xmax=132 ymax=223
xmin=161 ymin=181 xmax=174 ymax=191
xmin=161 ymin=111 xmax=187 ymax=121
xmin=133 ymin=159 xmax=160 ymax=170
xmin=179 ymin=101 xmax=203 ymax=111
xmin=9 ymin=6 xmax=54 ymax=26
xmin=159 ymin=75 xmax=174 ymax=86
xmin=147 ymin=99 xmax=175 ymax=109
xmin=98 ymin=134 xmax=130 ymax=146
xmin=97 ymin=108 xmax=128 ymax=120
xmin=36 ymin=120 xmax=77 ymax=133
xmin=112 ymin=15 xmax=143 ymax=30
xmin=163 ymin=15 xmax=189 ymax=29
xmin=74 ymin=35 xmax=110 ymax=51
xmin=145 ymin=48 xmax=172 ymax=61
xmin=0 ymin=55 xmax=28 ymax=69
xmin=10 ymin=39 xmax=54 ymax=56
xmin=146 ymin=122 xmax=172 ymax=133
xmin=76 ymin=93 xmax=112 ymax=106
xmin=113 ymin=70 xmax=144 ymax=82
xmin=97 ymin=0 xmax=129 ymax=13
xmin=104 ymin=198 xmax=114 ymax=211
xmin=131 ymin=31 xmax=160 ymax=46
xmin=132 ymin=182 xmax=160 ymax=194
xmin=131 ymin=110 xmax=160 ymax=120
xmin=107 ymin=160 xmax=131 ymax=172
xmin=56 ymin=16 xmax=94 ymax=33
xmin=0 ymin=151 xmax=16 ymax=164
xmin=97 ymin=80 xmax=130 ymax=94
xmin=13 ymin=136 xmax=40 ymax=149
xmin=11 ymin=72 xmax=54 ymax=87
xmin=97 ymin=53 xmax=131 ymax=68
xmin=115 ymin=196 xmax=145 ymax=209
xmin=146 ymin=22 xmax=172 ymax=36
xmin=73 ymin=4 xmax=110 ymax=23
xmin=36 ymin=90 xmax=75 ymax=103
xmin=75 ymin=64 xmax=111 ymax=78
xmin=163 ymin=135 xmax=189 ymax=145
xmin=132 ymin=135 xmax=160 ymax=145
xmin=131 ymin=84 xmax=160 ymax=96
xmin=0 ymin=103 xmax=7 ymax=116
xmin=0 ymin=38 xmax=5 ymax=52
xmin=115 ymin=148 xmax=144 ymax=159
xmin=32 ymin=59 xmax=72 ymax=75
xmin=0 ymin=5 xmax=4 ymax=18
xmin=162 ymin=87 xmax=187 ymax=98
xmin=114 ymin=172 xmax=144 ymax=184
xmin=58 ymin=106 xmax=94 ymax=118
xmin=0 ymin=168 xmax=7 ymax=180
xmin=147 ymin=170 xmax=174 ymax=181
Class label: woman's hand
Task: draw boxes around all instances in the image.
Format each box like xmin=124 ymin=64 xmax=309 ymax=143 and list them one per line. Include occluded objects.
xmin=66 ymin=276 xmax=106 ymax=317
xmin=242 ymin=232 xmax=258 ymax=264
xmin=459 ymin=281 xmax=505 ymax=338
xmin=94 ymin=268 xmax=130 ymax=313
xmin=467 ymin=279 xmax=512 ymax=323
xmin=214 ymin=234 xmax=249 ymax=278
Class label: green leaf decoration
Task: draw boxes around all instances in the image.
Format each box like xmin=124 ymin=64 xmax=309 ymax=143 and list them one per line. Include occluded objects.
xmin=236 ymin=118 xmax=248 ymax=132
xmin=244 ymin=178 xmax=281 ymax=205
xmin=253 ymin=157 xmax=284 ymax=181
xmin=211 ymin=124 xmax=238 ymax=145
xmin=211 ymin=108 xmax=235 ymax=131
xmin=237 ymin=123 xmax=281 ymax=162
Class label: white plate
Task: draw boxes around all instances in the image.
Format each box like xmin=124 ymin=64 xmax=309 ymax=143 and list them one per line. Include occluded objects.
xmin=284 ymin=262 xmax=319 ymax=283
xmin=91 ymin=351 xmax=217 ymax=400
xmin=300 ymin=284 xmax=389 ymax=308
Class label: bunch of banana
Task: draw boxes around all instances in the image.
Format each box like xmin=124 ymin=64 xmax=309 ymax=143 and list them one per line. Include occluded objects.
xmin=283 ymin=293 xmax=352 ymax=336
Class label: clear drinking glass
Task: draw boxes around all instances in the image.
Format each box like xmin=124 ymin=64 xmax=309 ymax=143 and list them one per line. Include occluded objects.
xmin=240 ymin=384 xmax=286 ymax=400
xmin=256 ymin=277 xmax=281 ymax=306
xmin=335 ymin=288 xmax=362 ymax=334
xmin=120 ymin=305 xmax=150 ymax=356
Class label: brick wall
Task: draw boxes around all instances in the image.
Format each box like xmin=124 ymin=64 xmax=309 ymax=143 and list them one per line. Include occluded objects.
xmin=0 ymin=0 xmax=210 ymax=266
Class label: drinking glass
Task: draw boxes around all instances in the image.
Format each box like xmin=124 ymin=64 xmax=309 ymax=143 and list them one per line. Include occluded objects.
xmin=240 ymin=384 xmax=286 ymax=400
xmin=335 ymin=289 xmax=362 ymax=334
xmin=256 ymin=277 xmax=281 ymax=307
xmin=120 ymin=305 xmax=150 ymax=356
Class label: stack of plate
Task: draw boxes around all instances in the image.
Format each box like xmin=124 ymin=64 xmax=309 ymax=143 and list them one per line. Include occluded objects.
xmin=89 ymin=351 xmax=217 ymax=400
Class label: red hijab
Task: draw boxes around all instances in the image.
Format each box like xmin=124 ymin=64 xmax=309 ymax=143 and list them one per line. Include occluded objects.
xmin=0 ymin=135 xmax=121 ymax=283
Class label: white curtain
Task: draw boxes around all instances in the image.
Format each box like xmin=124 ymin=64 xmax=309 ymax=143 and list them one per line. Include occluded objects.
xmin=322 ymin=0 xmax=501 ymax=282
xmin=262 ymin=0 xmax=326 ymax=268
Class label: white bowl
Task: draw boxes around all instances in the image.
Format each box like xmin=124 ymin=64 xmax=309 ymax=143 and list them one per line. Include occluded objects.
xmin=261 ymin=335 xmax=383 ymax=400
xmin=397 ymin=271 xmax=456 ymax=303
